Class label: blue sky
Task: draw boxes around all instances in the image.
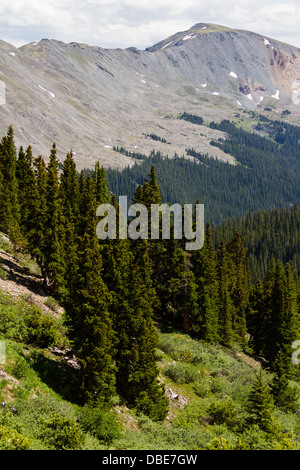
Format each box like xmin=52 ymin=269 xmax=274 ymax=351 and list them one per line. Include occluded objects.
xmin=0 ymin=0 xmax=299 ymax=49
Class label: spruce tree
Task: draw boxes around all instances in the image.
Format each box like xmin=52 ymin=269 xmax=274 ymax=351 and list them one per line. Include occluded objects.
xmin=216 ymin=241 xmax=234 ymax=346
xmin=246 ymin=369 xmax=275 ymax=433
xmin=43 ymin=144 xmax=64 ymax=288
xmin=192 ymin=222 xmax=219 ymax=343
xmin=27 ymin=155 xmax=48 ymax=275
xmin=0 ymin=126 xmax=21 ymax=240
xmin=93 ymin=161 xmax=110 ymax=205
xmin=59 ymin=151 xmax=80 ymax=293
xmin=263 ymin=262 xmax=300 ymax=372
xmin=65 ymin=172 xmax=116 ymax=406
xmin=271 ymin=349 xmax=299 ymax=413
xmin=226 ymin=232 xmax=250 ymax=347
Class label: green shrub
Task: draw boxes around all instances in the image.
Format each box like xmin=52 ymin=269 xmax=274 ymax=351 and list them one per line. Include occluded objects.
xmin=164 ymin=362 xmax=198 ymax=384
xmin=0 ymin=424 xmax=31 ymax=450
xmin=11 ymin=356 xmax=30 ymax=380
xmin=24 ymin=306 xmax=58 ymax=347
xmin=194 ymin=378 xmax=211 ymax=398
xmin=41 ymin=414 xmax=85 ymax=450
xmin=207 ymin=398 xmax=241 ymax=431
xmin=79 ymin=405 xmax=123 ymax=444
xmin=0 ymin=267 xmax=8 ymax=280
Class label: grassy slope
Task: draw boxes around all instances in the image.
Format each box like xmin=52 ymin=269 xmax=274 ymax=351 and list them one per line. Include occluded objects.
xmin=1 ymin=234 xmax=300 ymax=450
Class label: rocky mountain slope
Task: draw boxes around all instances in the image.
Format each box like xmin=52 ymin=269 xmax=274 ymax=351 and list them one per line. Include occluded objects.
xmin=1 ymin=22 xmax=300 ymax=170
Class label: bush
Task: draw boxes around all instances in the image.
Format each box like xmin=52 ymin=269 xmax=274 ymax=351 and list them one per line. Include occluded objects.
xmin=41 ymin=414 xmax=85 ymax=450
xmin=24 ymin=306 xmax=58 ymax=347
xmin=164 ymin=362 xmax=198 ymax=384
xmin=207 ymin=398 xmax=241 ymax=431
xmin=79 ymin=405 xmax=123 ymax=444
xmin=0 ymin=424 xmax=31 ymax=450
xmin=194 ymin=378 xmax=211 ymax=398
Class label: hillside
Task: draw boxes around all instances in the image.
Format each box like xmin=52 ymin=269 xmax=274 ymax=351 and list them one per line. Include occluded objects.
xmin=1 ymin=233 xmax=300 ymax=450
xmin=1 ymin=23 xmax=300 ymax=170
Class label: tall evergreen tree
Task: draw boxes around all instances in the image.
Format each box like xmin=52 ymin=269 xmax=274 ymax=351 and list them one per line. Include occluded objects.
xmin=271 ymin=349 xmax=299 ymax=413
xmin=192 ymin=222 xmax=219 ymax=343
xmin=59 ymin=151 xmax=80 ymax=293
xmin=64 ymin=172 xmax=116 ymax=406
xmin=246 ymin=369 xmax=275 ymax=433
xmin=93 ymin=161 xmax=110 ymax=205
xmin=216 ymin=241 xmax=234 ymax=346
xmin=0 ymin=126 xmax=20 ymax=241
xmin=226 ymin=232 xmax=250 ymax=347
xmin=43 ymin=144 xmax=64 ymax=288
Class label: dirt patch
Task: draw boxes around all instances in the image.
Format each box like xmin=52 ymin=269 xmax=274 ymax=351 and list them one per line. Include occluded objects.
xmin=0 ymin=249 xmax=63 ymax=317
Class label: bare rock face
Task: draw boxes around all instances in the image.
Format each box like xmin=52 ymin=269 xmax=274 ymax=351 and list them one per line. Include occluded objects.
xmin=0 ymin=23 xmax=300 ymax=170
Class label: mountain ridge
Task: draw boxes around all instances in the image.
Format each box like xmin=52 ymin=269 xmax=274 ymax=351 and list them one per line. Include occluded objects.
xmin=1 ymin=23 xmax=300 ymax=170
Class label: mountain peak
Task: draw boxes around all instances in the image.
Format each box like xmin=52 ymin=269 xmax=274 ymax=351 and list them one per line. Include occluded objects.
xmin=145 ymin=23 xmax=235 ymax=52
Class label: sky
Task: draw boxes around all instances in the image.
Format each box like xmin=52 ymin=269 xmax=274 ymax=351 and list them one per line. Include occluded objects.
xmin=0 ymin=0 xmax=299 ymax=50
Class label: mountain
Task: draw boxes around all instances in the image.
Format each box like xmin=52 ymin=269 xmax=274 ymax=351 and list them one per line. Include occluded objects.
xmin=1 ymin=22 xmax=300 ymax=170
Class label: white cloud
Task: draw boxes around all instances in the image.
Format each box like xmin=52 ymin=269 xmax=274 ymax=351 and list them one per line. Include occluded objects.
xmin=0 ymin=0 xmax=299 ymax=49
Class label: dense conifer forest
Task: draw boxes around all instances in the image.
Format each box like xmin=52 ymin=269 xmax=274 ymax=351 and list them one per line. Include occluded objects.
xmin=103 ymin=113 xmax=300 ymax=226
xmin=1 ymin=122 xmax=300 ymax=450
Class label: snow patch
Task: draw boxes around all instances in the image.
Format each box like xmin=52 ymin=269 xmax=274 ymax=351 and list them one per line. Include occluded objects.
xmin=212 ymin=92 xmax=220 ymax=95
xmin=230 ymin=71 xmax=237 ymax=78
xmin=183 ymin=33 xmax=197 ymax=41
xmin=162 ymin=41 xmax=173 ymax=50
xmin=201 ymin=26 xmax=208 ymax=30
xmin=257 ymin=96 xmax=264 ymax=105
xmin=272 ymin=90 xmax=280 ymax=100
xmin=246 ymin=93 xmax=253 ymax=101
xmin=9 ymin=52 xmax=16 ymax=56
xmin=32 ymin=42 xmax=38 ymax=46
xmin=39 ymin=85 xmax=55 ymax=98
xmin=237 ymin=100 xmax=243 ymax=107
xmin=201 ymin=83 xmax=207 ymax=88
xmin=264 ymin=38 xmax=271 ymax=46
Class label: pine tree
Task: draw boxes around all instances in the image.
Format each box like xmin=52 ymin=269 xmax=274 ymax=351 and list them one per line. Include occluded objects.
xmin=26 ymin=155 xmax=48 ymax=275
xmin=15 ymin=146 xmax=39 ymax=249
xmin=43 ymin=144 xmax=64 ymax=289
xmin=263 ymin=262 xmax=300 ymax=372
xmin=192 ymin=222 xmax=219 ymax=343
xmin=216 ymin=241 xmax=234 ymax=346
xmin=271 ymin=349 xmax=299 ymax=413
xmin=246 ymin=369 xmax=275 ymax=433
xmin=226 ymin=232 xmax=250 ymax=347
xmin=119 ymin=241 xmax=168 ymax=420
xmin=64 ymin=172 xmax=116 ymax=406
xmin=59 ymin=151 xmax=80 ymax=293
xmin=93 ymin=161 xmax=110 ymax=205
xmin=0 ymin=126 xmax=21 ymax=240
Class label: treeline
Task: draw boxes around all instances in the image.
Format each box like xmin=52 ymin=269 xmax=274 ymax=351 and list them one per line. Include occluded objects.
xmin=103 ymin=115 xmax=300 ymax=226
xmin=212 ymin=205 xmax=300 ymax=281
xmin=1 ymin=125 xmax=300 ymax=418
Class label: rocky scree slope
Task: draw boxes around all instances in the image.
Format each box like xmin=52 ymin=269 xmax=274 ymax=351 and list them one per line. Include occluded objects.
xmin=0 ymin=22 xmax=300 ymax=170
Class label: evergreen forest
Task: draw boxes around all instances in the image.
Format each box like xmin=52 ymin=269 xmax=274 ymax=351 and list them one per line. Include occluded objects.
xmin=1 ymin=121 xmax=300 ymax=450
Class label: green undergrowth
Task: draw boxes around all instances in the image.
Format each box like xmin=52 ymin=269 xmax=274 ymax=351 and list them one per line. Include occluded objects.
xmin=1 ymin=247 xmax=300 ymax=449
